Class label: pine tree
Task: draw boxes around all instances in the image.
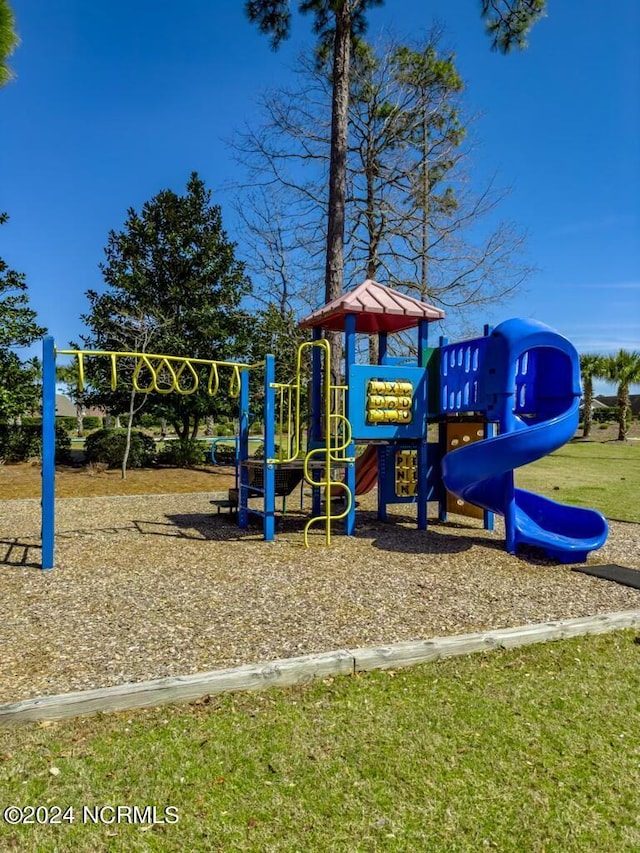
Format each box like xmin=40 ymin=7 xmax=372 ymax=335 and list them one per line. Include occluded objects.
xmin=82 ymin=174 xmax=252 ymax=440
xmin=245 ymin=1 xmax=545 ymax=377
xmin=0 ymin=213 xmax=46 ymax=423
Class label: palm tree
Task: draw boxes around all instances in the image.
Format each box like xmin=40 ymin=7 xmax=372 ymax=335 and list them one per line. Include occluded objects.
xmin=0 ymin=0 xmax=18 ymax=87
xmin=579 ymin=353 xmax=605 ymax=438
xmin=601 ymin=349 xmax=640 ymax=441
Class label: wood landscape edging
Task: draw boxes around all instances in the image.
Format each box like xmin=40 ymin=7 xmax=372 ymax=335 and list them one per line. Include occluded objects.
xmin=2 ymin=609 xmax=640 ymax=724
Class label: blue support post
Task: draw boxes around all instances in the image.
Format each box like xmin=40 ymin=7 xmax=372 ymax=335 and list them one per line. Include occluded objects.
xmin=418 ymin=319 xmax=429 ymax=366
xmin=417 ymin=438 xmax=428 ymax=531
xmin=263 ymin=354 xmax=276 ymax=541
xmin=238 ymin=369 xmax=250 ymax=530
xmin=377 ymin=445 xmax=388 ymax=522
xmin=344 ymin=313 xmax=356 ymax=535
xmin=417 ymin=319 xmax=430 ymax=530
xmin=41 ymin=336 xmax=56 ymax=569
xmin=438 ymin=335 xmax=449 ymax=524
xmin=378 ymin=331 xmax=388 ymax=365
xmin=482 ymin=324 xmax=495 ymax=532
xmin=484 ymin=423 xmax=496 ymax=532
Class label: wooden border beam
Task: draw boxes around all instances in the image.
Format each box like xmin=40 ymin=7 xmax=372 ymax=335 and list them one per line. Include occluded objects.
xmin=2 ymin=610 xmax=640 ymax=724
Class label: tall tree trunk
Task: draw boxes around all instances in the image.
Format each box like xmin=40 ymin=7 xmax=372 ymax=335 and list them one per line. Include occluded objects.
xmin=76 ymin=404 xmax=84 ymax=438
xmin=325 ymin=4 xmax=352 ymax=386
xmin=617 ymin=383 xmax=629 ymax=441
xmin=121 ymin=388 xmax=136 ymax=480
xmin=366 ymin=138 xmax=379 ymax=366
xmin=179 ymin=414 xmax=189 ymax=441
xmin=420 ymin=93 xmax=430 ymax=299
xmin=368 ymin=334 xmax=379 ymax=366
xmin=582 ymin=376 xmax=593 ymax=438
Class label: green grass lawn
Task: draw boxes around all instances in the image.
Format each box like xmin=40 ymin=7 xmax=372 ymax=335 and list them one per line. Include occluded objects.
xmin=5 ymin=431 xmax=636 ymax=851
xmin=2 ymin=632 xmax=640 ymax=852
xmin=515 ymin=440 xmax=639 ymax=523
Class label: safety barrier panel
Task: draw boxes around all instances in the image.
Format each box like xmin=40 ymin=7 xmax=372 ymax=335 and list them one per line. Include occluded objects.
xmin=439 ymin=337 xmax=488 ymax=415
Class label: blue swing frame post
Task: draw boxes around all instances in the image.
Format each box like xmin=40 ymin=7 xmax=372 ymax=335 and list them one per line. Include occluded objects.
xmin=238 ymin=368 xmax=250 ymax=530
xmin=41 ymin=335 xmax=56 ymax=570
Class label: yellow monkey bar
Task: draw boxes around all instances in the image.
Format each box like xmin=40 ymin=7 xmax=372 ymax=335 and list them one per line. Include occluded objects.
xmin=56 ymin=348 xmax=256 ymax=398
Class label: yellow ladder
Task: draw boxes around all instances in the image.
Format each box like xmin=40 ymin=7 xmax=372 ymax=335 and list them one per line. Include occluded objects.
xmin=302 ymin=340 xmax=354 ymax=547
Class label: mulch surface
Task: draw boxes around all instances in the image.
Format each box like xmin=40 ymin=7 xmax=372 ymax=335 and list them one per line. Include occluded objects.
xmin=0 ymin=462 xmax=235 ymax=500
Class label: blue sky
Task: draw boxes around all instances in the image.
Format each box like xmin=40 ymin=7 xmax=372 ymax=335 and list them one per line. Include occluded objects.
xmin=1 ymin=1 xmax=638 ymax=393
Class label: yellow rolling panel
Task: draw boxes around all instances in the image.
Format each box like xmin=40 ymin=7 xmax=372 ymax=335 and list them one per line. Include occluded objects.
xmin=366 ymin=379 xmax=414 ymax=426
xmin=395 ymin=449 xmax=418 ymax=498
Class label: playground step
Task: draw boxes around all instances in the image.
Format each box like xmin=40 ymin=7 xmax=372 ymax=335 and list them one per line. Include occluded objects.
xmin=210 ymin=498 xmax=237 ymax=515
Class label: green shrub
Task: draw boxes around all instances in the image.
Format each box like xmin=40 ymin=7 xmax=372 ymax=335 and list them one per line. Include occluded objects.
xmin=55 ymin=424 xmax=72 ymax=463
xmin=211 ymin=442 xmax=236 ymax=465
xmin=82 ymin=415 xmax=103 ymax=431
xmin=252 ymin=441 xmax=282 ymax=460
xmin=137 ymin=413 xmax=160 ymax=429
xmin=158 ymin=439 xmax=206 ymax=468
xmin=215 ymin=423 xmax=235 ymax=437
xmin=0 ymin=423 xmax=71 ymax=463
xmin=84 ymin=429 xmax=156 ymax=468
xmin=592 ymin=407 xmax=617 ymax=423
xmin=0 ymin=424 xmax=41 ymax=461
xmin=57 ymin=416 xmax=78 ymax=433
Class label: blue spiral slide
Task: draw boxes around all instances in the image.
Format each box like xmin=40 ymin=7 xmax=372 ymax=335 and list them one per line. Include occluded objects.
xmin=441 ymin=319 xmax=608 ymax=564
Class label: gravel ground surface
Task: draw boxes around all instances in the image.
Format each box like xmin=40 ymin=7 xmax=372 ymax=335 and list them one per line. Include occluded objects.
xmin=1 ymin=489 xmax=639 ymax=705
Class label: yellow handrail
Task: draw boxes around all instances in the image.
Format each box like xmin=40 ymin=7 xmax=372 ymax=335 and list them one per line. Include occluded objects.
xmin=267 ymin=340 xmax=319 ymax=464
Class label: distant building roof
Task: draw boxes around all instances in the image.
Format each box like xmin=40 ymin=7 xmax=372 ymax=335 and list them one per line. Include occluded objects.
xmin=596 ymin=394 xmax=640 ymax=415
xmin=55 ymin=395 xmax=76 ymax=417
xmin=580 ymin=398 xmax=608 ymax=410
xmin=299 ymin=279 xmax=445 ymax=334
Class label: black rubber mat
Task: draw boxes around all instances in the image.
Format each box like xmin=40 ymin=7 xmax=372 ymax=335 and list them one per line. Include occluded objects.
xmin=573 ymin=564 xmax=640 ymax=590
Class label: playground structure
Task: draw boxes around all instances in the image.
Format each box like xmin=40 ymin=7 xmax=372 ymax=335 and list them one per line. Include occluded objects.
xmin=40 ymin=279 xmax=608 ymax=569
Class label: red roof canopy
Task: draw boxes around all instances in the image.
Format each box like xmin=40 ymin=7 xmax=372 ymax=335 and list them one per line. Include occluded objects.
xmin=299 ymin=279 xmax=444 ymax=334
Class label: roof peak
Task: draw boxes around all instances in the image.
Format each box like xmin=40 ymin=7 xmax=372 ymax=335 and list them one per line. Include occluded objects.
xmin=299 ymin=279 xmax=444 ymax=334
